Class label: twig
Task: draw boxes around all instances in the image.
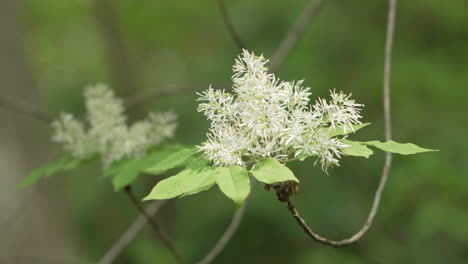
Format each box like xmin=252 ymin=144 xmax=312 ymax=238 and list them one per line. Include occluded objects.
xmin=195 ymin=199 xmax=249 ymax=264
xmin=269 ymin=0 xmax=325 ymax=73
xmin=0 ymin=256 xmax=92 ymax=264
xmin=124 ymin=84 xmax=192 ymax=110
xmin=125 ymin=0 xmax=323 ymax=110
xmin=97 ymin=200 xmax=168 ymax=264
xmin=0 ymin=95 xmax=52 ymax=123
xmin=281 ymin=0 xmax=397 ymax=247
xmin=0 ymin=185 xmax=41 ymax=233
xmin=123 ymin=186 xmax=184 ymax=264
xmin=218 ymin=0 xmax=246 ymax=50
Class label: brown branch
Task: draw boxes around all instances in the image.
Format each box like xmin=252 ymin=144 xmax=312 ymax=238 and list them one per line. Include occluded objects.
xmin=123 ymin=186 xmax=184 ymax=264
xmin=269 ymin=0 xmax=325 ymax=73
xmin=97 ymin=200 xmax=168 ymax=264
xmin=218 ymin=0 xmax=246 ymax=50
xmin=281 ymin=0 xmax=398 ymax=247
xmin=0 ymin=95 xmax=52 ymax=123
xmin=195 ymin=198 xmax=249 ymax=264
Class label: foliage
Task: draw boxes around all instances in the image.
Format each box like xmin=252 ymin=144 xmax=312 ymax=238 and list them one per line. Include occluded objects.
xmin=142 ymin=51 xmax=435 ymax=206
xmin=21 ymin=51 xmax=435 ymax=208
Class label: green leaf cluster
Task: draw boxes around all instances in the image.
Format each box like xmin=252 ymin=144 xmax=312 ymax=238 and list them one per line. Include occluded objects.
xmin=144 ymin=158 xmax=298 ymax=206
xmin=21 ymin=121 xmax=437 ymax=208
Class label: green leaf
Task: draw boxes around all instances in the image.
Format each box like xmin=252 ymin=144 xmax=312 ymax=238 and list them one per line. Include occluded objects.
xmin=250 ymin=158 xmax=299 ymax=184
xmin=361 ymin=140 xmax=437 ymax=155
xmin=109 ymin=146 xmax=197 ymax=191
xmin=111 ymin=159 xmax=144 ymax=191
xmin=103 ymin=158 xmax=131 ymax=178
xmin=341 ymin=139 xmax=374 ymax=158
xmin=145 ymin=147 xmax=199 ymax=174
xmin=143 ymin=166 xmax=217 ymax=200
xmin=327 ymin=123 xmax=371 ymax=137
xmin=19 ymin=156 xmax=81 ymax=188
xmin=216 ymin=166 xmax=251 ymax=206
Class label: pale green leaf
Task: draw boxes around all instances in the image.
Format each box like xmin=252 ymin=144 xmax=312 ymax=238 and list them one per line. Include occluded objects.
xmin=250 ymin=158 xmax=299 ymax=184
xmin=327 ymin=123 xmax=371 ymax=137
xmin=19 ymin=156 xmax=81 ymax=188
xmin=111 ymin=159 xmax=144 ymax=191
xmin=110 ymin=146 xmax=197 ymax=191
xmin=145 ymin=147 xmax=199 ymax=174
xmin=216 ymin=166 xmax=251 ymax=206
xmin=143 ymin=166 xmax=217 ymax=200
xmin=103 ymin=158 xmax=131 ymax=178
xmin=341 ymin=139 xmax=374 ymax=158
xmin=361 ymin=140 xmax=437 ymax=155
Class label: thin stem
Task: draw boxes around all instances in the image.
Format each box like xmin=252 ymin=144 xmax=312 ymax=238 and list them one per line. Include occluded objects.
xmin=282 ymin=0 xmax=397 ymax=247
xmin=0 ymin=95 xmax=52 ymax=123
xmin=1 ymin=185 xmax=41 ymax=232
xmin=0 ymin=256 xmax=91 ymax=264
xmin=123 ymin=186 xmax=184 ymax=264
xmin=218 ymin=0 xmax=246 ymax=50
xmin=97 ymin=200 xmax=168 ymax=264
xmin=195 ymin=198 xmax=249 ymax=264
xmin=269 ymin=0 xmax=325 ymax=73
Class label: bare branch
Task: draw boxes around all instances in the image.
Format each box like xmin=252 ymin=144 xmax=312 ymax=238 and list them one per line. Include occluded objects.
xmin=0 ymin=95 xmax=52 ymax=123
xmin=218 ymin=0 xmax=246 ymax=50
xmin=282 ymin=0 xmax=398 ymax=247
xmin=121 ymin=0 xmax=247 ymax=110
xmin=195 ymin=199 xmax=249 ymax=264
xmin=123 ymin=186 xmax=184 ymax=264
xmin=125 ymin=0 xmax=324 ymax=110
xmin=97 ymin=200 xmax=167 ymax=264
xmin=124 ymin=84 xmax=192 ymax=110
xmin=269 ymin=0 xmax=325 ymax=73
xmin=0 ymin=256 xmax=92 ymax=264
xmin=1 ymin=185 xmax=41 ymax=232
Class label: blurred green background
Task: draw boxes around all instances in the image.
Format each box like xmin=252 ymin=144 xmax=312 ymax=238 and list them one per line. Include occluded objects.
xmin=1 ymin=0 xmax=466 ymax=263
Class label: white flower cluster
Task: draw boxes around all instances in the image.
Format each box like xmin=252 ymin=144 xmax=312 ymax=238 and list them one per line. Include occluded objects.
xmin=52 ymin=84 xmax=177 ymax=167
xmin=197 ymin=50 xmax=363 ymax=172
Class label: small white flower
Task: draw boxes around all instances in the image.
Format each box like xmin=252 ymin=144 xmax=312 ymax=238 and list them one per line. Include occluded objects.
xmin=51 ymin=84 xmax=177 ymax=168
xmin=198 ymin=50 xmax=363 ymax=172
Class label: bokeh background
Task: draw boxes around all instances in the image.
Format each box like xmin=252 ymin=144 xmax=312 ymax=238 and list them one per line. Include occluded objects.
xmin=1 ymin=0 xmax=467 ymax=263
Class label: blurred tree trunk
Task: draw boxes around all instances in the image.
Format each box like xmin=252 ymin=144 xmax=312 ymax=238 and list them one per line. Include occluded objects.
xmin=0 ymin=0 xmax=81 ymax=260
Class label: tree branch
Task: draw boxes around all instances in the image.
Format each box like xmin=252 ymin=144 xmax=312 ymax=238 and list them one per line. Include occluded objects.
xmin=123 ymin=186 xmax=184 ymax=264
xmin=124 ymin=0 xmax=324 ymax=111
xmin=0 ymin=95 xmax=52 ymax=123
xmin=218 ymin=0 xmax=246 ymax=51
xmin=97 ymin=200 xmax=168 ymax=264
xmin=0 ymin=256 xmax=92 ymax=264
xmin=269 ymin=0 xmax=325 ymax=73
xmin=124 ymin=84 xmax=192 ymax=110
xmin=195 ymin=198 xmax=249 ymax=264
xmin=281 ymin=0 xmax=397 ymax=247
